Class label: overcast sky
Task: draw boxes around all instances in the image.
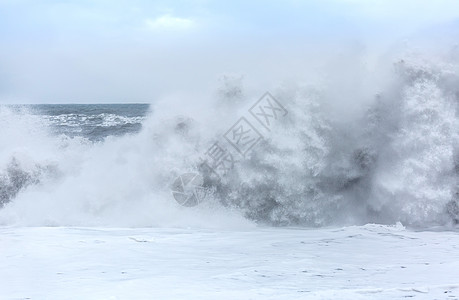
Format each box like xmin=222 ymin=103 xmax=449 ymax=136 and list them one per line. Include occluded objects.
xmin=1 ymin=0 xmax=459 ymax=103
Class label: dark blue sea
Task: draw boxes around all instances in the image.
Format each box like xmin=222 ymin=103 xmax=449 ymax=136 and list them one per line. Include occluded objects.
xmin=10 ymin=104 xmax=150 ymax=141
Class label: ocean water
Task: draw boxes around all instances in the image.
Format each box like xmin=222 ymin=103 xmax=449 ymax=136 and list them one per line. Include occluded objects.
xmin=8 ymin=104 xmax=150 ymax=141
xmin=0 ymin=53 xmax=458 ymax=229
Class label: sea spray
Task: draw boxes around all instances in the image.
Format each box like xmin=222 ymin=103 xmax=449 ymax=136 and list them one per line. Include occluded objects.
xmin=0 ymin=49 xmax=458 ymax=228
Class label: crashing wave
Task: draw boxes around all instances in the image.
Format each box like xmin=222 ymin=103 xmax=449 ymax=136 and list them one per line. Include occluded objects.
xmin=0 ymin=49 xmax=458 ymax=228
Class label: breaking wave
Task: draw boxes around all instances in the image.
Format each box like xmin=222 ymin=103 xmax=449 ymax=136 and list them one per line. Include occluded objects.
xmin=0 ymin=47 xmax=458 ymax=229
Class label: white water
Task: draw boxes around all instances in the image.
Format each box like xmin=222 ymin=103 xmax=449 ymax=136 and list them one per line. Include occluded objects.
xmin=1 ymin=224 xmax=459 ymax=300
xmin=0 ymin=46 xmax=458 ymax=229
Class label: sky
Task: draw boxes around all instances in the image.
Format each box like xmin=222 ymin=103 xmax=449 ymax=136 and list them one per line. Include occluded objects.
xmin=1 ymin=0 xmax=459 ymax=103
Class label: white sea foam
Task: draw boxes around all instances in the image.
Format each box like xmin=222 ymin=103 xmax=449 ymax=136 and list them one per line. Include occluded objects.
xmin=0 ymin=44 xmax=458 ymax=229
